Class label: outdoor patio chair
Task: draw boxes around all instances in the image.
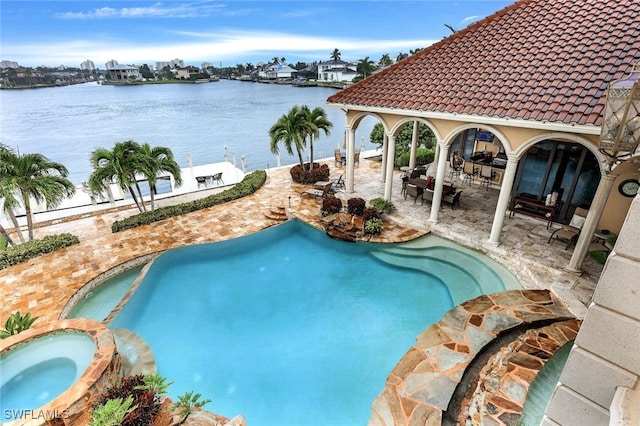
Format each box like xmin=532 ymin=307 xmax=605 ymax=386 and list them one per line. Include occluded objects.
xmin=332 ymin=174 xmax=345 ymax=191
xmin=302 ymin=181 xmax=333 ymax=201
xmin=405 ymin=184 xmax=424 ymax=204
xmin=548 ymin=207 xmax=589 ymax=249
xmin=479 ymin=165 xmax=495 ymax=190
xmin=443 ymin=190 xmax=462 ymax=209
xmin=196 ymin=176 xmax=207 ymax=188
xmin=334 ymin=149 xmax=345 ymax=168
xmin=212 ymin=172 xmax=224 ymax=185
xmin=462 ymin=161 xmax=478 ymax=186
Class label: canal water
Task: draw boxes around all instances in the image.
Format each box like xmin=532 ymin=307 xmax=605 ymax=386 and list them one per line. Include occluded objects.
xmin=1 ymin=80 xmax=377 ymax=184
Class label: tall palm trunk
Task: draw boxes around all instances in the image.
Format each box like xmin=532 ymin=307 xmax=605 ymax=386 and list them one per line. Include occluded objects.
xmin=127 ymin=186 xmax=144 ymax=212
xmin=148 ymin=183 xmax=156 ymax=211
xmin=7 ymin=210 xmax=24 ymax=243
xmin=297 ymin=149 xmax=305 ymax=170
xmin=309 ymin=137 xmax=315 ymax=170
xmin=21 ymin=191 xmax=35 ymax=241
xmin=134 ymin=180 xmax=147 ymax=212
xmin=0 ymin=223 xmax=14 ymax=246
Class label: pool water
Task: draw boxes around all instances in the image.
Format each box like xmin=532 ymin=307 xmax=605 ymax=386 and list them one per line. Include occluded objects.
xmin=0 ymin=332 xmax=95 ymax=420
xmin=68 ymin=265 xmax=144 ymax=321
xmin=520 ymin=341 xmax=573 ymax=425
xmin=110 ymin=220 xmax=519 ymax=425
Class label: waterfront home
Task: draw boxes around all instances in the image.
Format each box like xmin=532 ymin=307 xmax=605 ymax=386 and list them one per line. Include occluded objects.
xmin=327 ymin=0 xmax=640 ymax=423
xmin=317 ymin=59 xmax=357 ymax=82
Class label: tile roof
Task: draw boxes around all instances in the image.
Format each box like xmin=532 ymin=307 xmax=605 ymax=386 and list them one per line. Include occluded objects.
xmin=327 ymin=0 xmax=640 ymax=127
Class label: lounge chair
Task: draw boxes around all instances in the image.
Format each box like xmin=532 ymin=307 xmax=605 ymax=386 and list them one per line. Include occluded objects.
xmin=302 ymin=181 xmax=333 ymax=200
xmin=548 ymin=207 xmax=589 ymax=249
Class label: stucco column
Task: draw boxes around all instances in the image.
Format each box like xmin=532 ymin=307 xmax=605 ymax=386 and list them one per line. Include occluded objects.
xmin=409 ymin=121 xmax=418 ymax=169
xmin=345 ymin=126 xmax=356 ymax=193
xmin=488 ymin=155 xmax=520 ymax=245
xmin=383 ymin=135 xmax=396 ymax=201
xmin=566 ymin=172 xmax=617 ymax=273
xmin=429 ymin=141 xmax=449 ymax=223
xmin=380 ymin=134 xmax=388 ymax=182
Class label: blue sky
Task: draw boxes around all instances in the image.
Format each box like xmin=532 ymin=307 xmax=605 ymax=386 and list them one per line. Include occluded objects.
xmin=1 ymin=1 xmax=512 ymax=68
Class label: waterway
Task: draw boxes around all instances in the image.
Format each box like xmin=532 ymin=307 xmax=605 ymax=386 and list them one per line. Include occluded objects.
xmin=0 ymin=81 xmax=377 ymax=184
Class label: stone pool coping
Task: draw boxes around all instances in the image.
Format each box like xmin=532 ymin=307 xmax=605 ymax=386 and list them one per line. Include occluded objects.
xmin=0 ymin=319 xmax=120 ymax=426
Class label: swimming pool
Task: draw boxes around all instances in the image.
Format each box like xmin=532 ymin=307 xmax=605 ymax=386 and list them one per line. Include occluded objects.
xmin=109 ymin=219 xmax=520 ymax=425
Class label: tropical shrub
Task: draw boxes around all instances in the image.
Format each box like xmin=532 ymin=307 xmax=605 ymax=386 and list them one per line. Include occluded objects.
xmin=112 ymin=170 xmax=266 ymax=232
xmin=134 ymin=373 xmax=173 ymax=395
xmin=89 ymin=397 xmax=137 ymax=426
xmin=0 ymin=236 xmax=7 ymax=251
xmin=0 ymin=233 xmax=80 ymax=270
xmin=364 ymin=218 xmax=384 ymax=235
xmin=395 ymin=148 xmax=435 ymax=167
xmin=96 ymin=374 xmax=160 ymax=426
xmin=369 ymin=197 xmax=396 ymax=214
xmin=362 ymin=207 xmax=380 ymax=222
xmin=289 ymin=163 xmax=330 ymax=184
xmin=171 ymin=391 xmax=212 ymax=423
xmin=347 ymin=197 xmax=366 ymax=216
xmin=0 ymin=311 xmax=39 ymax=339
xmin=321 ymin=195 xmax=343 ymax=216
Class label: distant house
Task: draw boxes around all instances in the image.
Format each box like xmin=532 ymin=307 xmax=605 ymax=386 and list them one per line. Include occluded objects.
xmin=261 ymin=64 xmax=297 ymax=79
xmin=107 ymin=64 xmax=140 ymax=81
xmin=317 ymin=59 xmax=357 ymax=82
xmin=293 ymin=63 xmax=318 ymax=80
xmin=173 ymin=66 xmax=201 ymax=80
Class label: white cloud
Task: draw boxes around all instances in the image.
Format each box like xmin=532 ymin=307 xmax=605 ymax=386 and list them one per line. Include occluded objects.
xmin=58 ymin=2 xmax=226 ymax=19
xmin=3 ymin=30 xmax=436 ymax=67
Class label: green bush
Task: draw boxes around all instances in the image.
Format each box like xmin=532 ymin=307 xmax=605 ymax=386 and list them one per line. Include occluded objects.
xmin=0 ymin=233 xmax=80 ymax=270
xmin=0 ymin=311 xmax=39 ymax=339
xmin=89 ymin=397 xmax=137 ymax=426
xmin=289 ymin=163 xmax=330 ymax=184
xmin=96 ymin=374 xmax=161 ymax=426
xmin=364 ymin=218 xmax=384 ymax=235
xmin=369 ymin=197 xmax=396 ymax=214
xmin=0 ymin=236 xmax=7 ymax=251
xmin=112 ymin=170 xmax=267 ymax=233
xmin=395 ymin=148 xmax=435 ymax=167
xmin=171 ymin=391 xmax=212 ymax=423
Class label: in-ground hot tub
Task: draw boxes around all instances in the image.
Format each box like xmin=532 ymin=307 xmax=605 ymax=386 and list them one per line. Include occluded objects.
xmin=0 ymin=319 xmax=121 ymax=425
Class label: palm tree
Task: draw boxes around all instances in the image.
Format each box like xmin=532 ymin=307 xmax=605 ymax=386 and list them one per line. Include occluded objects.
xmin=379 ymin=53 xmax=392 ymax=68
xmin=269 ymin=105 xmax=311 ymax=169
xmin=357 ymin=57 xmax=376 ymax=79
xmin=89 ymin=140 xmax=146 ymax=213
xmin=0 ymin=144 xmax=24 ymax=244
xmin=330 ymin=49 xmax=341 ymax=63
xmin=396 ymin=52 xmax=409 ymax=62
xmin=0 ymin=178 xmax=24 ymax=245
xmin=136 ymin=143 xmax=183 ymax=211
xmin=0 ymin=149 xmax=75 ymax=241
xmin=301 ymin=106 xmax=332 ymax=169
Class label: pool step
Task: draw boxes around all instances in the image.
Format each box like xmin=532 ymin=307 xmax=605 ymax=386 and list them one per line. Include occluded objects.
xmin=377 ymin=245 xmax=509 ymax=294
xmin=372 ymin=248 xmax=483 ymax=305
xmin=264 ymin=205 xmax=288 ymax=222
